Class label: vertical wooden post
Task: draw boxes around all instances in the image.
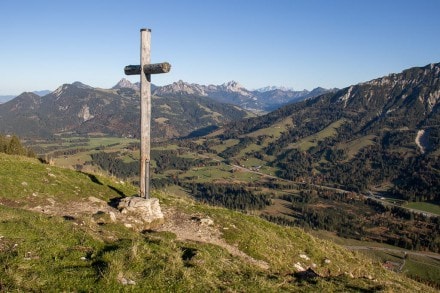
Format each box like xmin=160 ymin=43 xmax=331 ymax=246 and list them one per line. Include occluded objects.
xmin=140 ymin=28 xmax=151 ymax=199
xmin=125 ymin=28 xmax=170 ymax=199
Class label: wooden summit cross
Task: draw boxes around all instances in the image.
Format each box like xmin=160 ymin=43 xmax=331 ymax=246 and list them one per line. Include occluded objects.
xmin=125 ymin=28 xmax=171 ymax=199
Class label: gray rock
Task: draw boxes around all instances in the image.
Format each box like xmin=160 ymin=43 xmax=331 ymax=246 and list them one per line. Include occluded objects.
xmin=117 ymin=197 xmax=164 ymax=231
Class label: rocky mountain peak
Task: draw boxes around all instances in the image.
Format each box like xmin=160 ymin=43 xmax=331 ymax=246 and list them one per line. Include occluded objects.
xmin=336 ymin=62 xmax=440 ymax=111
xmin=153 ymin=80 xmax=207 ymax=96
xmin=221 ymin=81 xmax=244 ymax=91
xmin=51 ymin=82 xmax=93 ymax=100
xmin=72 ymin=81 xmax=92 ymax=89
xmin=112 ymin=78 xmax=139 ymax=90
xmin=2 ymin=92 xmax=41 ymax=112
xmin=220 ymin=81 xmax=252 ymax=98
xmin=255 ymin=86 xmax=296 ymax=92
xmin=53 ymin=84 xmax=70 ymax=98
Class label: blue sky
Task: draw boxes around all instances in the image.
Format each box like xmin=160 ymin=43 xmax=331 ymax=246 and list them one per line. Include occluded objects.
xmin=0 ymin=0 xmax=439 ymax=95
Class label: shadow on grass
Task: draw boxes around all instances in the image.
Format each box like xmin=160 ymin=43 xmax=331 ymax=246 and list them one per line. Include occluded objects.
xmin=91 ymin=242 xmax=128 ymax=280
xmin=108 ymin=185 xmax=126 ymax=197
xmin=290 ymin=271 xmax=384 ymax=292
xmin=78 ymin=171 xmax=139 ymax=209
xmin=80 ymin=172 xmax=103 ymax=185
xmin=107 ymin=186 xmax=138 ymax=209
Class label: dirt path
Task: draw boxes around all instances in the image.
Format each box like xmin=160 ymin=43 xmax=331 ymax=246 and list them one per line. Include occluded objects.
xmin=157 ymin=206 xmax=270 ymax=270
xmin=28 ymin=197 xmax=269 ymax=270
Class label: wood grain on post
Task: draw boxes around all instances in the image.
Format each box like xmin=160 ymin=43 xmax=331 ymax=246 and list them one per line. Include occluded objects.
xmin=124 ymin=28 xmax=171 ymax=199
xmin=140 ymin=28 xmax=151 ymax=199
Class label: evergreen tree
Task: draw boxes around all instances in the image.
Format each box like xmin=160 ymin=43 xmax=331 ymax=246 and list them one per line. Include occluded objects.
xmin=7 ymin=135 xmax=26 ymax=155
xmin=0 ymin=134 xmax=35 ymax=157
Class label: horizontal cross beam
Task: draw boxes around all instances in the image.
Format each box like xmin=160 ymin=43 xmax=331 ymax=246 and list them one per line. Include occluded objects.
xmin=124 ymin=62 xmax=171 ymax=75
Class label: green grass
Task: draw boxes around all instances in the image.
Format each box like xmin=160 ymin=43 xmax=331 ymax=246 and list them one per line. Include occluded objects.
xmin=310 ymin=230 xmax=397 ymax=248
xmin=181 ymin=164 xmax=234 ymax=182
xmin=0 ymin=205 xmax=283 ymax=292
xmin=239 ymin=157 xmax=265 ymax=168
xmin=78 ymin=137 xmax=137 ymax=148
xmin=0 ymin=153 xmax=137 ymax=205
xmin=359 ymin=248 xmax=440 ymax=288
xmin=0 ymin=206 xmax=108 ymax=291
xmin=338 ymin=134 xmax=376 ymax=159
xmin=0 ymin=153 xmax=437 ymax=292
xmin=287 ymin=119 xmax=346 ymax=151
xmin=404 ymin=202 xmax=440 ymax=216
xmin=208 ymin=138 xmax=240 ymax=154
xmin=54 ymin=151 xmax=95 ymax=168
xmin=36 ymin=136 xmax=137 ymax=152
xmin=247 ymin=117 xmax=293 ymax=139
xmin=236 ymin=143 xmax=265 ymax=158
xmin=152 ymin=144 xmax=180 ymax=151
xmin=311 ymin=229 xmax=440 ymax=288
xmin=404 ymin=254 xmax=440 ymax=286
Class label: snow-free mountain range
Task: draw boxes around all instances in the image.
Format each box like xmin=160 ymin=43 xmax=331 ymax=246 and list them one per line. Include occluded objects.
xmin=1 ymin=62 xmax=439 ymax=149
xmin=113 ymin=79 xmax=333 ymax=112
xmin=0 ymin=80 xmax=332 ymax=139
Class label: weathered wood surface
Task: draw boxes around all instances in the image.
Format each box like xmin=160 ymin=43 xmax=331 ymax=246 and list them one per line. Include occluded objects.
xmin=140 ymin=28 xmax=151 ymax=199
xmin=124 ymin=62 xmax=171 ymax=75
xmin=124 ymin=28 xmax=171 ymax=199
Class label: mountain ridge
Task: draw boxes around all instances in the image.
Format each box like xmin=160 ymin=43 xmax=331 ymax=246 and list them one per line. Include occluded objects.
xmin=150 ymin=79 xmax=334 ymax=112
xmin=0 ymin=79 xmax=332 ymax=139
xmin=0 ymin=81 xmax=252 ymax=140
xmin=213 ymin=62 xmax=440 ymax=202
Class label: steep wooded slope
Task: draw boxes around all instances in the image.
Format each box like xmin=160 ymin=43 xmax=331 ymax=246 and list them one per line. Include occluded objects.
xmin=216 ymin=63 xmax=440 ymax=201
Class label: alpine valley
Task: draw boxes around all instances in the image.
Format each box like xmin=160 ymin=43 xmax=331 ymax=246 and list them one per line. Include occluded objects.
xmin=57 ymin=62 xmax=439 ymax=253
xmin=1 ymin=62 xmax=440 ymax=290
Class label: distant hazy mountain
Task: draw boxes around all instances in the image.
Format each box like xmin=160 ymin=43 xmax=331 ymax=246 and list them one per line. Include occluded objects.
xmin=33 ymin=90 xmax=52 ymax=96
xmin=0 ymin=90 xmax=51 ymax=104
xmin=255 ymin=86 xmax=296 ymax=92
xmin=0 ymin=95 xmax=15 ymax=104
xmin=153 ymin=80 xmax=334 ymax=112
xmin=0 ymin=81 xmax=251 ymax=140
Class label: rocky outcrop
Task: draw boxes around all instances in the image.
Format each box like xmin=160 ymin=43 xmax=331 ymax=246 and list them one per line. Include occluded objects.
xmin=117 ymin=197 xmax=164 ymax=231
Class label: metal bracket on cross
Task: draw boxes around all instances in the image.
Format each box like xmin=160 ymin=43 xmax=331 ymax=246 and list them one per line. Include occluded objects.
xmin=124 ymin=28 xmax=171 ymax=199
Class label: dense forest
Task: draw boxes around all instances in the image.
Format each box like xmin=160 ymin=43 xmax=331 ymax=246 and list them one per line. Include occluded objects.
xmin=88 ymin=149 xmax=211 ymax=179
xmin=271 ymin=131 xmax=440 ymax=202
xmin=89 ymin=152 xmax=138 ymax=179
xmin=262 ymin=186 xmax=440 ymax=253
xmin=183 ymin=182 xmax=272 ymax=211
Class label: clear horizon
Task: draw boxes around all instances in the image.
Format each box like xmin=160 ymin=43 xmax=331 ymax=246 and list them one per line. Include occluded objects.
xmin=1 ymin=0 xmax=439 ymax=95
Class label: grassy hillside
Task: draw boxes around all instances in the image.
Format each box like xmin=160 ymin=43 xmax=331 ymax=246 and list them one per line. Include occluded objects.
xmin=0 ymin=153 xmax=435 ymax=292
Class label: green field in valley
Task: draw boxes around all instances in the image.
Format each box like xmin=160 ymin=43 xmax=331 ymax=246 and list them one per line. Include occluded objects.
xmin=405 ymin=202 xmax=440 ymax=216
